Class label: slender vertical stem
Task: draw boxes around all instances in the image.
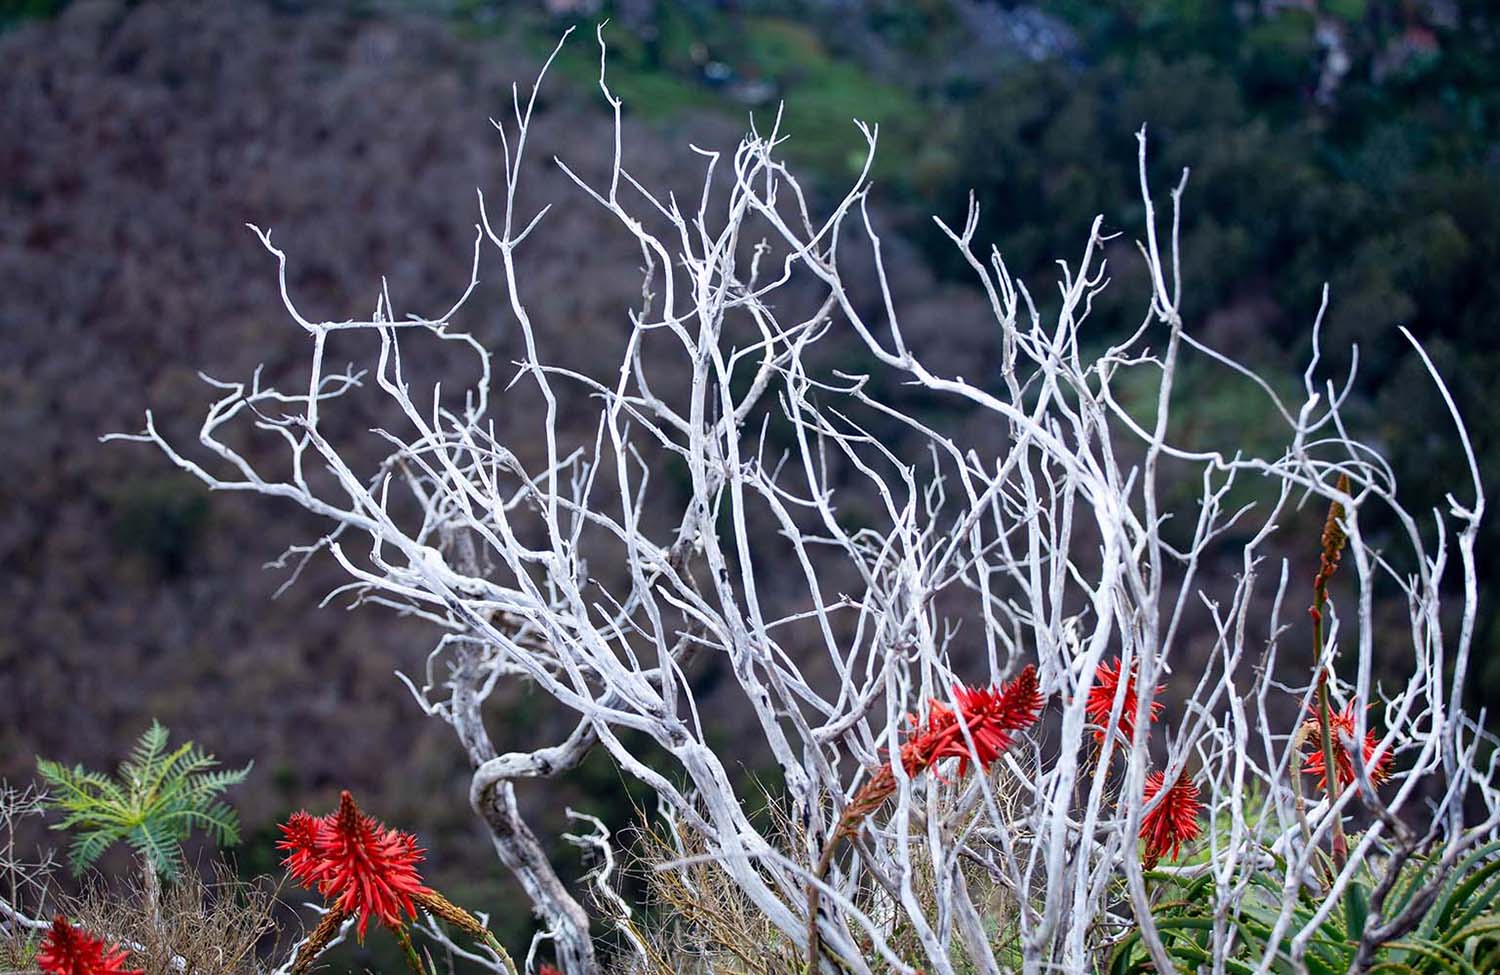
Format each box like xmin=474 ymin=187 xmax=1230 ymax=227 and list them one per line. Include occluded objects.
xmin=140 ymin=858 xmax=163 ymax=951
xmin=1312 ymin=611 xmax=1349 ymax=874
xmin=479 ymin=929 xmax=522 ymax=975
xmin=805 ymin=829 xmax=843 ymax=974
xmin=393 ymin=925 xmax=428 ymax=975
xmin=1289 ymin=722 xmax=1315 ymax=853
xmin=1311 ymin=474 xmax=1352 ymax=877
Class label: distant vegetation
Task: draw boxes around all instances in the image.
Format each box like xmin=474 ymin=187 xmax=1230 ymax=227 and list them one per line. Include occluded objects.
xmin=512 ymin=0 xmax=1500 ymax=719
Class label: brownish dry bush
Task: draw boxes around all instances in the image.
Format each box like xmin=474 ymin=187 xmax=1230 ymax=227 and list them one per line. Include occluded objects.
xmin=67 ymin=863 xmax=276 ymax=975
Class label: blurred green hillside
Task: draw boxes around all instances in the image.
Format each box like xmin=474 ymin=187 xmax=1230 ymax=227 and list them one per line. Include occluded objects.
xmin=509 ymin=0 xmax=1500 ymax=714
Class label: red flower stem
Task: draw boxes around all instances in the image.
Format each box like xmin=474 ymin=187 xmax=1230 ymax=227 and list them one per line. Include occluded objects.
xmin=802 ymin=668 xmax=1042 ymax=972
xmin=1311 ymin=475 xmax=1351 ymax=877
xmin=807 ymin=767 xmax=907 ymax=973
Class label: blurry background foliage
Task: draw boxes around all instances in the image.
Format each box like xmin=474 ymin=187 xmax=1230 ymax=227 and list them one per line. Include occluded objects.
xmin=2 ymin=0 xmax=1496 ymax=970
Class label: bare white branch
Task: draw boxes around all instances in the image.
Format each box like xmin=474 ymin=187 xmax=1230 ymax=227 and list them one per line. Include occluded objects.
xmin=117 ymin=35 xmax=1496 ymax=975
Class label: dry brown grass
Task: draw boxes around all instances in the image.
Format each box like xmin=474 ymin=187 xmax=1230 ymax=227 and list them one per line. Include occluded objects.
xmin=67 ymin=863 xmax=276 ymax=975
xmin=0 ymin=928 xmax=40 ymax=973
xmin=0 ymin=783 xmax=52 ymax=974
xmin=614 ymin=809 xmax=801 ymax=975
xmin=605 ymin=760 xmax=1038 ymax=975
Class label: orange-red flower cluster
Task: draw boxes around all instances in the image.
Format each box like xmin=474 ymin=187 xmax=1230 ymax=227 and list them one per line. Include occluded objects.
xmin=1084 ymin=658 xmax=1199 ymax=865
xmin=1139 ymin=771 xmax=1200 ymax=867
xmin=1085 ymin=657 xmax=1164 ymax=746
xmin=36 ymin=917 xmax=141 ymax=975
xmin=914 ymin=665 xmax=1047 ymax=776
xmin=838 ymin=666 xmax=1046 ymax=838
xmin=278 ymin=790 xmax=432 ymax=938
xmin=1301 ymin=703 xmax=1392 ymax=790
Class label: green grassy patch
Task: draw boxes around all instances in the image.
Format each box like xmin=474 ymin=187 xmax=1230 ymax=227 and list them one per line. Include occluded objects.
xmin=505 ymin=11 xmax=936 ymax=189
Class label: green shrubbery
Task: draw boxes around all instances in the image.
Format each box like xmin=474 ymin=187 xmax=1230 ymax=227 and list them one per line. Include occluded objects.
xmin=37 ymin=721 xmax=250 ymax=881
xmin=1112 ymin=845 xmax=1500 ymax=975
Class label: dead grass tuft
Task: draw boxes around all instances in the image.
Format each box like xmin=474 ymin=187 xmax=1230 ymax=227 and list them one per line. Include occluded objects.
xmin=603 ymin=759 xmax=1037 ymax=975
xmin=67 ymin=863 xmax=276 ymax=975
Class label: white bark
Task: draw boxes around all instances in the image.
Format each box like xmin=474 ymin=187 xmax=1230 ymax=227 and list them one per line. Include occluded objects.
xmin=111 ymin=32 xmax=1497 ymax=975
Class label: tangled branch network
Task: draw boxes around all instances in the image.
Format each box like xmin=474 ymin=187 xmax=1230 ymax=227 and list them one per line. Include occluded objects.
xmin=110 ymin=32 xmax=1496 ymax=975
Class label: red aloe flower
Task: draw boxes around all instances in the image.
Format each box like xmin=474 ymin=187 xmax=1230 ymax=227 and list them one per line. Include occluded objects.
xmin=277 ymin=810 xmax=325 ymax=888
xmin=897 ymin=712 xmax=949 ymax=778
xmin=36 ymin=916 xmax=142 ymax=975
xmin=1139 ymin=770 xmax=1200 ymax=867
xmin=929 ymin=665 xmax=1046 ymax=773
xmin=278 ymin=791 xmax=433 ymax=938
xmin=837 ymin=666 xmax=1048 ymax=839
xmin=1301 ymin=703 xmax=1392 ymax=790
xmin=1085 ymin=657 xmax=1164 ymax=746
